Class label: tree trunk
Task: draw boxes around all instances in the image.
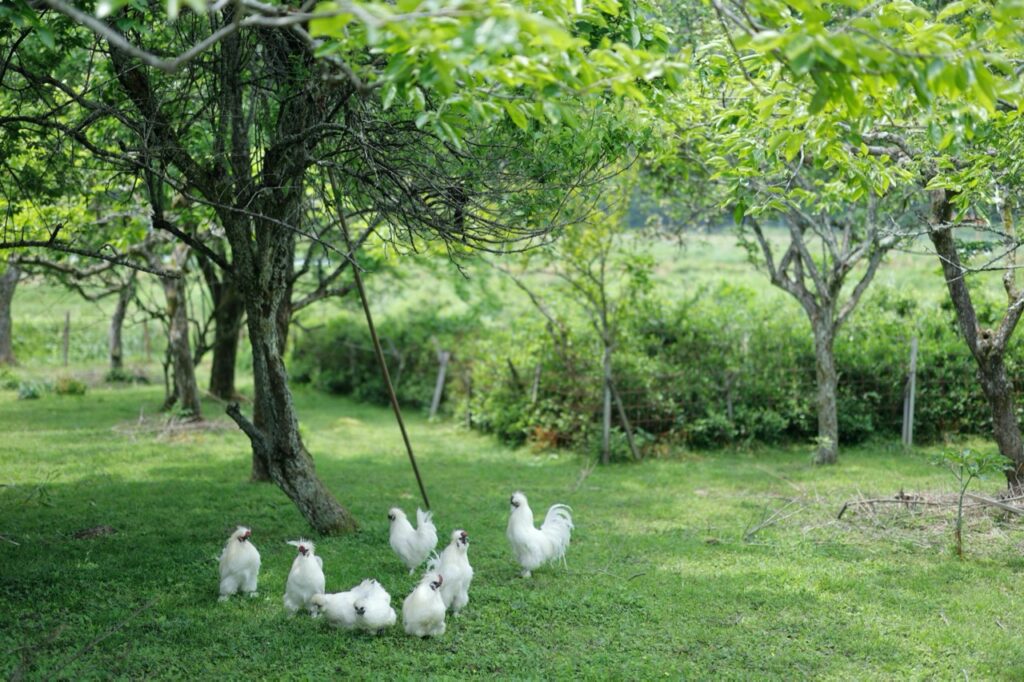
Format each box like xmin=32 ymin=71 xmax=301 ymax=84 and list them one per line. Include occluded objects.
xmin=0 ymin=260 xmax=18 ymax=365
xmin=161 ymin=252 xmax=202 ymax=419
xmin=208 ymin=279 xmax=244 ymax=400
xmin=929 ymin=198 xmax=1024 ymax=487
xmin=109 ymin=279 xmax=134 ymax=372
xmin=228 ymin=241 xmax=357 ymax=533
xmin=812 ymin=320 xmax=839 ymax=465
xmin=977 ymin=355 xmax=1024 ymax=486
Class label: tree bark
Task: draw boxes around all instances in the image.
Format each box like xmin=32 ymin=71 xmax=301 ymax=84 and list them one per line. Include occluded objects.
xmin=161 ymin=248 xmax=202 ymax=419
xmin=208 ymin=279 xmax=244 ymax=401
xmin=0 ymin=260 xmax=18 ymax=365
xmin=811 ymin=319 xmax=839 ymax=465
xmin=227 ymin=227 xmax=357 ymax=533
xmin=109 ymin=278 xmax=134 ymax=372
xmin=930 ymin=191 xmax=1024 ymax=486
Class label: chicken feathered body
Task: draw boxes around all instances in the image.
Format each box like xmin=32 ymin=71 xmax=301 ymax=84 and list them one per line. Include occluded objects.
xmin=429 ymin=530 xmax=473 ymax=614
xmin=284 ymin=539 xmax=325 ymax=615
xmin=506 ymin=491 xmax=573 ymax=578
xmin=388 ymin=507 xmax=438 ymax=574
xmin=311 ymin=579 xmax=396 ymax=633
xmin=402 ymin=574 xmax=446 ymax=638
xmin=218 ymin=526 xmax=260 ymax=601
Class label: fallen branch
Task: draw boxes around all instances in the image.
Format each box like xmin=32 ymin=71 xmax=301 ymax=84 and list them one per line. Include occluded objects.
xmin=836 ymin=497 xmax=954 ymax=520
xmin=743 ymin=497 xmax=805 ymax=541
xmin=964 ymin=493 xmax=1024 ymax=515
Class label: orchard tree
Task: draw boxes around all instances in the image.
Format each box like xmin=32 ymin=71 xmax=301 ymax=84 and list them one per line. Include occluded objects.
xmin=707 ymin=0 xmax=1024 ymax=482
xmin=0 ymin=0 xmax=678 ymax=531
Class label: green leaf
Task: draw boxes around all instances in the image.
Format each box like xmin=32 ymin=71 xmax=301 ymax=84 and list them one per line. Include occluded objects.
xmin=937 ymin=0 xmax=969 ymax=20
xmin=503 ymin=101 xmax=529 ymax=130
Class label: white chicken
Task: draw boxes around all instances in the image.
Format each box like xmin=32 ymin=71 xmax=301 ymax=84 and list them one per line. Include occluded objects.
xmin=218 ymin=526 xmax=261 ymax=601
xmin=427 ymin=529 xmax=473 ymax=615
xmin=506 ymin=491 xmax=574 ymax=578
xmin=388 ymin=507 xmax=437 ymax=574
xmin=402 ymin=573 xmax=446 ymax=638
xmin=310 ymin=579 xmax=396 ymax=634
xmin=283 ymin=539 xmax=325 ymax=616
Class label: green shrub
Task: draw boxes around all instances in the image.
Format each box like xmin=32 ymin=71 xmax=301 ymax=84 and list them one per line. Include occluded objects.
xmin=290 ymin=309 xmax=477 ymax=409
xmin=17 ymin=381 xmax=43 ymax=400
xmin=0 ymin=367 xmax=19 ymax=391
xmin=295 ymin=281 xmax=1023 ymax=452
xmin=54 ymin=377 xmax=88 ymax=396
xmin=104 ymin=367 xmax=149 ymax=384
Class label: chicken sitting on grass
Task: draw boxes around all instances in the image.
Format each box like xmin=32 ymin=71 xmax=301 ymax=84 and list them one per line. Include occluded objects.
xmin=506 ymin=491 xmax=573 ymax=578
xmin=428 ymin=530 xmax=473 ymax=615
xmin=402 ymin=574 xmax=446 ymax=638
xmin=311 ymin=579 xmax=396 ymax=634
xmin=218 ymin=526 xmax=260 ymax=601
xmin=284 ymin=539 xmax=325 ymax=616
xmin=388 ymin=507 xmax=438 ymax=574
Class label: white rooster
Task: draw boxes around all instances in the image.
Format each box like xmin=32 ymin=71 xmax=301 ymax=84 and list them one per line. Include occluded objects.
xmin=218 ymin=526 xmax=261 ymax=601
xmin=428 ymin=529 xmax=473 ymax=615
xmin=402 ymin=573 xmax=446 ymax=638
xmin=311 ymin=579 xmax=396 ymax=634
xmin=284 ymin=539 xmax=325 ymax=616
xmin=388 ymin=507 xmax=438 ymax=574
xmin=506 ymin=491 xmax=574 ymax=578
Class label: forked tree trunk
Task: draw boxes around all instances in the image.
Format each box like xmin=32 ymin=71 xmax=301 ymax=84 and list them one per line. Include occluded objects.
xmin=161 ymin=255 xmax=202 ymax=419
xmin=930 ymin=193 xmax=1024 ymax=487
xmin=0 ymin=260 xmax=18 ymax=365
xmin=977 ymin=354 xmax=1024 ymax=487
xmin=109 ymin=279 xmax=134 ymax=372
xmin=812 ymin=320 xmax=839 ymax=465
xmin=226 ymin=227 xmax=356 ymax=533
xmin=208 ymin=281 xmax=244 ymax=401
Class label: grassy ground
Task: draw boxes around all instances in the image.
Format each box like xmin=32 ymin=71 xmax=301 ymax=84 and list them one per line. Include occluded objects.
xmin=2 ymin=383 xmax=1022 ymax=680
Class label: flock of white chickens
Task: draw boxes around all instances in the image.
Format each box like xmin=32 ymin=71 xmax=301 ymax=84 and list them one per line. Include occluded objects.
xmin=216 ymin=491 xmax=574 ymax=638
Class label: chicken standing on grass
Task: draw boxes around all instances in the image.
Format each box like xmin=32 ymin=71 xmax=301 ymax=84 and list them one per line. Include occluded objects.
xmin=428 ymin=529 xmax=473 ymax=615
xmin=218 ymin=526 xmax=260 ymax=601
xmin=388 ymin=507 xmax=438 ymax=574
xmin=311 ymin=579 xmax=397 ymax=634
xmin=506 ymin=491 xmax=574 ymax=578
xmin=402 ymin=573 xmax=447 ymax=638
xmin=284 ymin=539 xmax=325 ymax=616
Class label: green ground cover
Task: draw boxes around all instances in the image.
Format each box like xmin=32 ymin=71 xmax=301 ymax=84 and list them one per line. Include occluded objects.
xmin=2 ymin=383 xmax=1021 ymax=680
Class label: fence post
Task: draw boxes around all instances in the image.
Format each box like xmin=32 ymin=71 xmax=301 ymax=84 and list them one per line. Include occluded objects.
xmin=530 ymin=362 xmax=541 ymax=404
xmin=901 ymin=336 xmax=918 ymax=448
xmin=143 ymin=319 xmax=152 ymax=363
xmin=429 ymin=350 xmax=450 ymax=420
xmin=62 ymin=311 xmax=70 ymax=367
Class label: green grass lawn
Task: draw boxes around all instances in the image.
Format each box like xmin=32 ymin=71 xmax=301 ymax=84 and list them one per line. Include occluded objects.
xmin=2 ymin=383 xmax=1022 ymax=680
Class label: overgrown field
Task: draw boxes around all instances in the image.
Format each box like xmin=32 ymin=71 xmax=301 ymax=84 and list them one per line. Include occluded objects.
xmin=2 ymin=384 xmax=1022 ymax=679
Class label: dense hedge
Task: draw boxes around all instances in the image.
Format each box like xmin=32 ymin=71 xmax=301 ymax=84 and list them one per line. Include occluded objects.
xmin=289 ymin=310 xmax=477 ymax=408
xmin=290 ymin=283 xmax=1023 ymax=457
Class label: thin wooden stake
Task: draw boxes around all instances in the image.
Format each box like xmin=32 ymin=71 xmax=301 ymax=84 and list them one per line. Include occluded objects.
xmin=62 ymin=311 xmax=70 ymax=367
xmin=429 ymin=350 xmax=450 ymax=420
xmin=330 ymin=172 xmax=430 ymax=510
xmin=902 ymin=336 xmax=918 ymax=448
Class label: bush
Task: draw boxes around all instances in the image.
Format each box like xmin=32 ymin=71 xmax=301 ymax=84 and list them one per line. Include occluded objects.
xmin=0 ymin=367 xmax=19 ymax=391
xmin=17 ymin=381 xmax=43 ymax=400
xmin=54 ymin=377 xmax=88 ymax=396
xmin=105 ymin=368 xmax=149 ymax=384
xmin=295 ymin=281 xmax=1024 ymax=452
xmin=290 ymin=309 xmax=477 ymax=409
